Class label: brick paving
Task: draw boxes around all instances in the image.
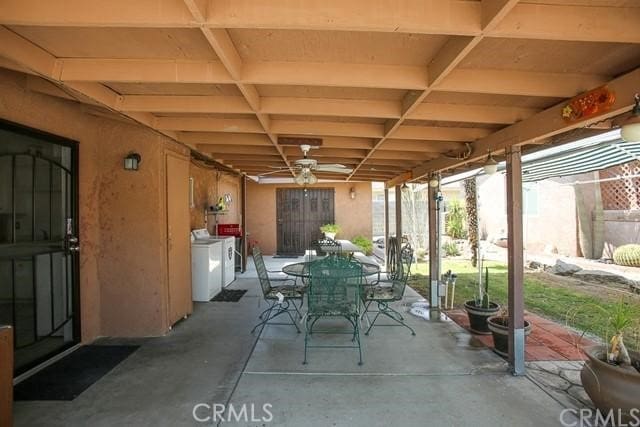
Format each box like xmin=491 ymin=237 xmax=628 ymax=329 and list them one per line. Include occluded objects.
xmin=445 ymin=309 xmax=597 ymax=361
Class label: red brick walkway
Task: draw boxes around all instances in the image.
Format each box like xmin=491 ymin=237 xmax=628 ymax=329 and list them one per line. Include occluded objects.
xmin=445 ymin=309 xmax=596 ymax=361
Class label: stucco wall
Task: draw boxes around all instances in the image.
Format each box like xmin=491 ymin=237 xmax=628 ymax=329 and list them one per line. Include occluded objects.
xmin=246 ymin=181 xmax=372 ymax=255
xmin=477 ymin=174 xmax=580 ymax=256
xmin=189 ymin=163 xmax=241 ymax=233
xmin=0 ymin=69 xmax=193 ymax=340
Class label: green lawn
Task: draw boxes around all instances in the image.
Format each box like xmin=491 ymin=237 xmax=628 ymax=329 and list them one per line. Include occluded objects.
xmin=408 ymin=259 xmax=640 ymax=351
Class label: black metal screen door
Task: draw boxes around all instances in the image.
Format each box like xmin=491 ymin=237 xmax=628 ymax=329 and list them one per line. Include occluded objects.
xmin=276 ymin=188 xmax=335 ymax=255
xmin=0 ymin=121 xmax=80 ymax=375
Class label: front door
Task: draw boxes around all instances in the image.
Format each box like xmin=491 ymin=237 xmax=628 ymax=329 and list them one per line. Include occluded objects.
xmin=276 ymin=188 xmax=335 ymax=255
xmin=0 ymin=120 xmax=80 ymax=375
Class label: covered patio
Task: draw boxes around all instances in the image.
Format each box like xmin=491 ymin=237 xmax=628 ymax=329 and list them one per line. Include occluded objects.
xmin=1 ymin=1 xmax=640 ymax=426
xmin=13 ymin=266 xmax=573 ymax=426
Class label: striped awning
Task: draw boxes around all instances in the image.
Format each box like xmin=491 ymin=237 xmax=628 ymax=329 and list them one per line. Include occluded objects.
xmin=522 ymin=140 xmax=640 ymax=182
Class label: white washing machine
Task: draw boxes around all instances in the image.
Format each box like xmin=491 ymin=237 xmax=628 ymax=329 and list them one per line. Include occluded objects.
xmin=190 ymin=237 xmax=223 ymax=301
xmin=192 ymin=229 xmax=236 ymax=287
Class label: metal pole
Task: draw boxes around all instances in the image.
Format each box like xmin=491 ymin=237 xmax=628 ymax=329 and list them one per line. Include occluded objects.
xmin=395 ymin=185 xmax=402 ymax=241
xmin=384 ymin=187 xmax=389 ymax=271
xmin=428 ymin=183 xmax=440 ymax=309
xmin=506 ymin=146 xmax=525 ymax=375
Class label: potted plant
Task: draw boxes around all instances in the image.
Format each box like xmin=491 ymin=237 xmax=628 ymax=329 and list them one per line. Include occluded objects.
xmin=579 ymin=300 xmax=640 ymax=423
xmin=320 ymin=223 xmax=340 ymax=240
xmin=487 ymin=308 xmax=532 ymax=357
xmin=464 ymin=266 xmax=500 ymax=334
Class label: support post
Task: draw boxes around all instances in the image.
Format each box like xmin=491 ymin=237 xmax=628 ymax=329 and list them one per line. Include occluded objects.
xmin=428 ymin=183 xmax=440 ymax=309
xmin=384 ymin=187 xmax=390 ymax=271
xmin=395 ymin=185 xmax=402 ymax=240
xmin=0 ymin=325 xmax=13 ymax=427
xmin=506 ymin=146 xmax=525 ymax=375
xmin=240 ymin=175 xmax=247 ymax=272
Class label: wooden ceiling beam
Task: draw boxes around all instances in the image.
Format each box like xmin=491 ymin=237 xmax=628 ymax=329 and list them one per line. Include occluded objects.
xmin=410 ymin=103 xmax=539 ymax=124
xmin=347 ymin=0 xmax=518 ymax=182
xmin=380 ymin=139 xmax=465 ymax=153
xmin=261 ymin=97 xmax=401 ymax=119
xmin=181 ymin=0 xmax=293 ymax=173
xmin=195 ymin=144 xmax=279 ymax=155
xmin=3 ymin=0 xmax=638 ymax=43
xmin=179 ymin=132 xmax=272 ymax=146
xmin=283 ymin=147 xmax=367 ymax=159
xmin=156 ymin=117 xmax=265 ymax=133
xmin=54 ymin=58 xmax=606 ymax=98
xmin=392 ymin=126 xmax=491 ymax=142
xmin=369 ymin=151 xmax=437 ymax=161
xmin=118 ymin=95 xmax=252 ymax=114
xmin=271 ymin=120 xmax=385 ymax=139
xmin=242 ymin=61 xmax=427 ymax=90
xmin=437 ymin=69 xmax=608 ymax=98
xmin=403 ymin=67 xmax=640 ymax=183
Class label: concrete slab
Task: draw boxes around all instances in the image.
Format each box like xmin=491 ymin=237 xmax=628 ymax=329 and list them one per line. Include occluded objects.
xmin=226 ymin=373 xmax=568 ymax=427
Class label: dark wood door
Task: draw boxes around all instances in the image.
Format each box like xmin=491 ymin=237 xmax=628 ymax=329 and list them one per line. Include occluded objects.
xmin=276 ymin=188 xmax=334 ymax=255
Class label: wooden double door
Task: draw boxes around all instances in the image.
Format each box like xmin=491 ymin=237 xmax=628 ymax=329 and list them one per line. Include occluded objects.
xmin=276 ymin=188 xmax=334 ymax=255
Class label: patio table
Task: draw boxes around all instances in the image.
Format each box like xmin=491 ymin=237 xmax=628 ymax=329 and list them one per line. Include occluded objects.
xmin=319 ymin=239 xmax=362 ymax=255
xmin=282 ymin=258 xmax=380 ymax=279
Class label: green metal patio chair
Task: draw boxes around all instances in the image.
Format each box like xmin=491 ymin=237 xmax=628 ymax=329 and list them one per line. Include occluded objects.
xmin=304 ymin=256 xmax=364 ymax=365
xmin=251 ymin=247 xmax=304 ymax=335
xmin=361 ymin=244 xmax=416 ymax=336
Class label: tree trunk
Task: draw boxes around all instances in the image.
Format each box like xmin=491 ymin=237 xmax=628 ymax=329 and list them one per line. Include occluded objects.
xmin=464 ymin=177 xmax=479 ymax=267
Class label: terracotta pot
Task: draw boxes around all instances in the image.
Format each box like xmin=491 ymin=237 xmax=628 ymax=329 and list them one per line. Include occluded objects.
xmin=486 ymin=315 xmax=532 ymax=357
xmin=464 ymin=300 xmax=500 ymax=335
xmin=580 ymin=346 xmax=640 ymax=423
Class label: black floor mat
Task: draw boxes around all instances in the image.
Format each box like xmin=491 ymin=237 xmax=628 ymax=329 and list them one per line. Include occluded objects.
xmin=211 ymin=289 xmax=247 ymax=302
xmin=272 ymin=255 xmax=300 ymax=258
xmin=14 ymin=345 xmax=139 ymax=401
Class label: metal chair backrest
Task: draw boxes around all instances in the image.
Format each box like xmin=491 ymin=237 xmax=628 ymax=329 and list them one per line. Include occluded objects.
xmin=391 ymin=244 xmax=414 ymax=283
xmin=308 ymin=257 xmax=362 ymax=315
xmin=252 ymin=246 xmax=272 ymax=296
xmin=312 ymin=238 xmax=342 ymax=257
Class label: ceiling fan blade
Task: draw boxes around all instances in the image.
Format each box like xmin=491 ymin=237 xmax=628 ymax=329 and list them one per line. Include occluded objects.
xmin=316 ymin=165 xmax=353 ymax=174
xmin=268 ymin=165 xmax=292 ymax=169
xmin=258 ymin=169 xmax=291 ymax=177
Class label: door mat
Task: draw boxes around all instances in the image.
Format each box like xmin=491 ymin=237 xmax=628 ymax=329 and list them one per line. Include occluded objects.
xmin=272 ymin=255 xmax=300 ymax=259
xmin=211 ymin=289 xmax=247 ymax=302
xmin=14 ymin=345 xmax=139 ymax=401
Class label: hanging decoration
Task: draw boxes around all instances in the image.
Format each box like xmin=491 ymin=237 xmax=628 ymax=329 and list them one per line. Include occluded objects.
xmin=561 ymin=86 xmax=615 ymax=123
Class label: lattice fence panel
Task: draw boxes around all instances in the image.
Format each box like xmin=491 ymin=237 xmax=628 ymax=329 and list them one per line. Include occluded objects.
xmin=599 ymin=161 xmax=640 ymax=210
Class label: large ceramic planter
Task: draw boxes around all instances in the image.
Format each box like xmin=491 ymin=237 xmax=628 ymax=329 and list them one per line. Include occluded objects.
xmin=580 ymin=346 xmax=640 ymax=423
xmin=464 ymin=300 xmax=500 ymax=335
xmin=487 ymin=315 xmax=532 ymax=357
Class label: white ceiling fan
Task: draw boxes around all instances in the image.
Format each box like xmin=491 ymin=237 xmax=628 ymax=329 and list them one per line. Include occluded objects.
xmin=259 ymin=144 xmax=353 ymax=184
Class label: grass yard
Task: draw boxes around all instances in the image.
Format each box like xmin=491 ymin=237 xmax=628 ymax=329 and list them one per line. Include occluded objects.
xmin=408 ymin=259 xmax=640 ymax=351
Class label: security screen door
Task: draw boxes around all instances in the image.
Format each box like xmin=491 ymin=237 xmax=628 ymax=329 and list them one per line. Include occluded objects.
xmin=0 ymin=120 xmax=80 ymax=375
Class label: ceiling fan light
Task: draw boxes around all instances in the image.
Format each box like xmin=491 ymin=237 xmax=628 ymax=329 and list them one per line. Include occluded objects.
xmin=483 ymin=155 xmax=498 ymax=175
xmin=307 ymin=172 xmax=318 ymax=185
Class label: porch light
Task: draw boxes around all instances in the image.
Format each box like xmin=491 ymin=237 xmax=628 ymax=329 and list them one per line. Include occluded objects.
xmin=621 ymin=94 xmax=640 ymax=142
xmin=401 ymin=182 xmax=410 ymax=192
xmin=294 ymin=169 xmax=317 ymax=186
xmin=483 ymin=153 xmax=498 ymax=175
xmin=123 ymin=152 xmax=141 ymax=171
xmin=349 ymin=187 xmax=356 ymax=199
xmin=428 ymin=176 xmax=439 ymax=188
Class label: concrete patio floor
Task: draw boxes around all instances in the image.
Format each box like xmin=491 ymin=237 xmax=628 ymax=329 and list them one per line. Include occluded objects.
xmin=13 ymin=259 xmax=581 ymax=426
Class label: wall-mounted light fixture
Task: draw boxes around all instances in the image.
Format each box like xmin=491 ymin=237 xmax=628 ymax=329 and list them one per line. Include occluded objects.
xmin=123 ymin=152 xmax=141 ymax=171
xmin=349 ymin=187 xmax=356 ymax=199
xmin=621 ymin=94 xmax=640 ymax=142
xmin=483 ymin=152 xmax=498 ymax=175
xmin=429 ymin=175 xmax=439 ymax=188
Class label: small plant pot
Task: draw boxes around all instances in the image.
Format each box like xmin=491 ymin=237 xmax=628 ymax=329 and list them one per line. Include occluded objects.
xmin=580 ymin=346 xmax=640 ymax=423
xmin=464 ymin=300 xmax=500 ymax=335
xmin=487 ymin=316 xmax=532 ymax=357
